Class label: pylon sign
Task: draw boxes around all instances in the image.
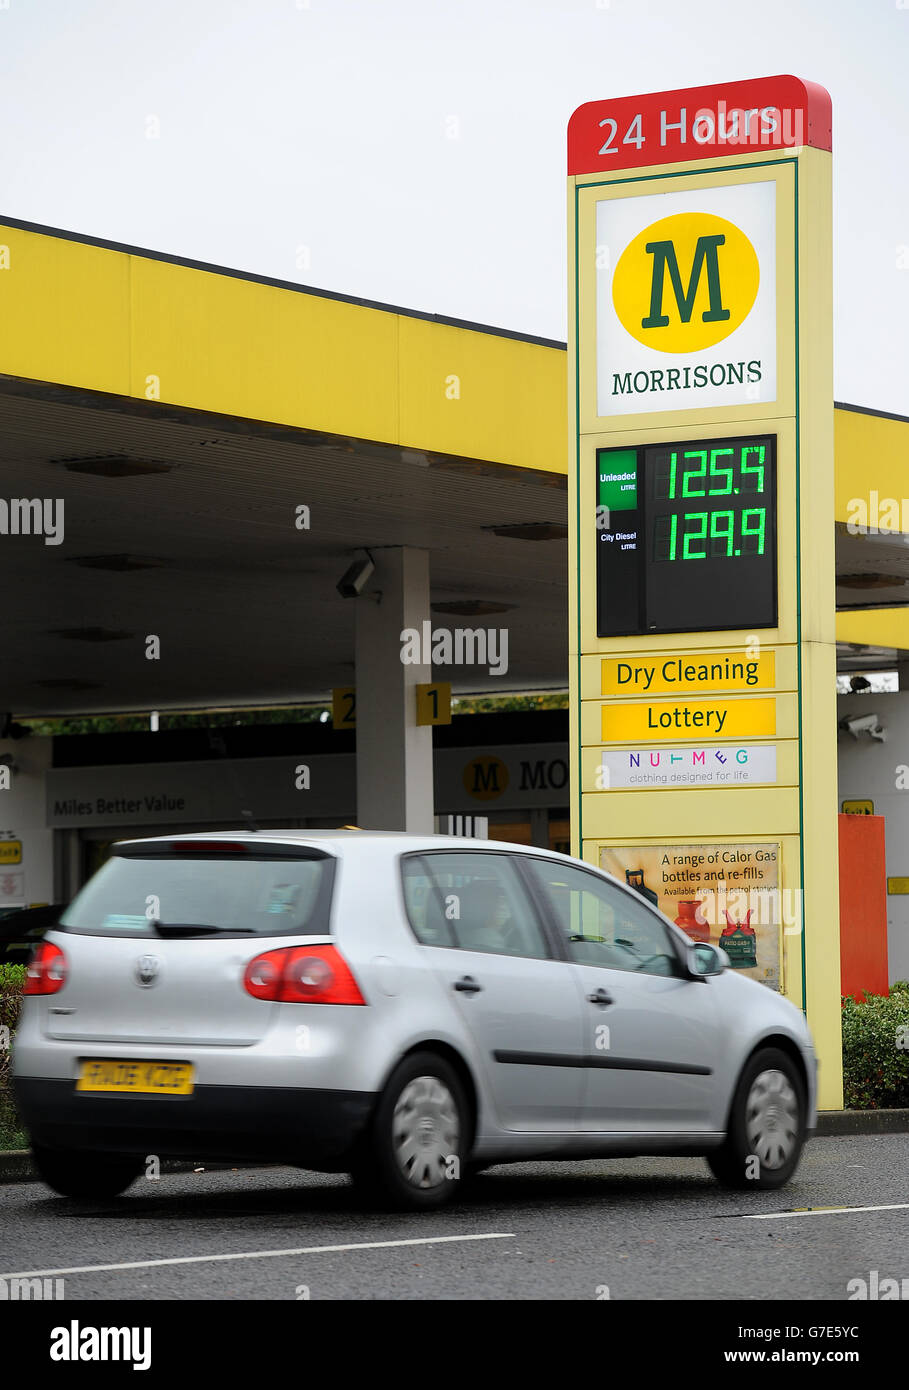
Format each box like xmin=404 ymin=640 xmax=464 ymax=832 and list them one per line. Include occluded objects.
xmin=567 ymin=76 xmax=844 ymax=1109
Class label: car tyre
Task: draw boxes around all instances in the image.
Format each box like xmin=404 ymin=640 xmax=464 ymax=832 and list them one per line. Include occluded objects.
xmin=707 ymin=1046 xmax=807 ymax=1191
xmin=31 ymin=1144 xmax=143 ymax=1200
xmin=349 ymin=1051 xmax=468 ymax=1211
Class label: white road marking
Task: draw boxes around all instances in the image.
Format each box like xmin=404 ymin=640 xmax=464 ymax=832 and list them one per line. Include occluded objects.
xmin=745 ymin=1202 xmax=909 ymax=1220
xmin=0 ymin=1231 xmax=516 ymax=1280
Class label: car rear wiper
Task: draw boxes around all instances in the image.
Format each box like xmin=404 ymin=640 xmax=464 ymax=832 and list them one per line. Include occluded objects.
xmin=149 ymin=920 xmax=255 ymax=937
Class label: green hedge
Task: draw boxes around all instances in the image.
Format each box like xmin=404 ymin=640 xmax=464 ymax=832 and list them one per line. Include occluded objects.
xmin=842 ymin=982 xmax=909 ymax=1110
xmin=0 ymin=965 xmax=26 ymax=1150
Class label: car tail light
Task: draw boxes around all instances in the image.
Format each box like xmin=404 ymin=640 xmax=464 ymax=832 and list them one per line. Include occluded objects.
xmin=243 ymin=945 xmax=366 ymax=1005
xmin=244 ymin=950 xmax=285 ymax=999
xmin=24 ymin=941 xmax=68 ymax=995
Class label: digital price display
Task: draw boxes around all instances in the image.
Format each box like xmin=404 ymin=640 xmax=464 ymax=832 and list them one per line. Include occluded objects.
xmin=596 ymin=434 xmax=777 ymax=636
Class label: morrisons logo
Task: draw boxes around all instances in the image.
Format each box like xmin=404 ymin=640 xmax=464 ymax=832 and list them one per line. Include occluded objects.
xmin=612 ymin=359 xmax=762 ymax=398
xmin=641 ymin=233 xmax=729 ymax=330
xmin=612 ymin=211 xmax=759 ymax=355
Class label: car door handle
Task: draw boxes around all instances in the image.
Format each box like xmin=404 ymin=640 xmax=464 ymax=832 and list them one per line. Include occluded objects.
xmin=586 ymin=988 xmax=614 ymax=1006
xmin=453 ymin=975 xmax=482 ymax=994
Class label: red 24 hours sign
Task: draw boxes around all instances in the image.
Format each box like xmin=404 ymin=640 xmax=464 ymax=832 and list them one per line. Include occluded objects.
xmin=568 ymin=75 xmax=831 ymax=176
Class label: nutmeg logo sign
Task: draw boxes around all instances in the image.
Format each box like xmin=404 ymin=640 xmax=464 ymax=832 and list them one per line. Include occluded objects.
xmin=596 ymin=181 xmax=776 ymax=416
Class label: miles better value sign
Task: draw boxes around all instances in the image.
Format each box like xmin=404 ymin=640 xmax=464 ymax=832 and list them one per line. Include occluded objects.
xmin=596 ymin=180 xmax=776 ymax=416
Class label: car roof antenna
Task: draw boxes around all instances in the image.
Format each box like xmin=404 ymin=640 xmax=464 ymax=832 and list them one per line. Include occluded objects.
xmin=241 ymin=808 xmax=259 ymax=834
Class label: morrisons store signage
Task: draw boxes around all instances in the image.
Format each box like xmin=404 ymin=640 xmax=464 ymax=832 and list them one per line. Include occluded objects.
xmin=45 ymin=744 xmax=571 ymax=827
xmin=567 ymin=75 xmax=843 ymax=1108
xmin=597 ymin=181 xmax=777 ymax=416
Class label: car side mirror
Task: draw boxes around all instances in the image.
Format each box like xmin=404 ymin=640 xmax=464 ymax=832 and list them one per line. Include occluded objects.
xmin=685 ymin=942 xmax=728 ymax=979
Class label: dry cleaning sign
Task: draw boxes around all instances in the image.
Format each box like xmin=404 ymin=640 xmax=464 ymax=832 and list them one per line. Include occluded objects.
xmin=596 ymin=180 xmax=777 ymax=416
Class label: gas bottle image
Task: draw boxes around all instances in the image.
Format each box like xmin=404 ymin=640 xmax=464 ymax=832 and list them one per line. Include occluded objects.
xmin=625 ymin=868 xmax=659 ymax=908
xmin=673 ymin=899 xmax=711 ymax=943
xmin=720 ymin=909 xmax=758 ymax=969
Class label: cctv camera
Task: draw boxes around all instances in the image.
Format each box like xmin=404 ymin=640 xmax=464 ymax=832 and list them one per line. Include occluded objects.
xmin=839 ymin=712 xmax=886 ymax=742
xmin=336 ymin=553 xmax=375 ymax=599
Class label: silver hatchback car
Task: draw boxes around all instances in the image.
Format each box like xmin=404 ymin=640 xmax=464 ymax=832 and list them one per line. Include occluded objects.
xmin=13 ymin=830 xmax=816 ymax=1210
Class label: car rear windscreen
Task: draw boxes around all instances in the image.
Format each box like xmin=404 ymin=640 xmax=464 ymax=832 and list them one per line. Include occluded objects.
xmin=59 ymin=850 xmax=334 ymax=938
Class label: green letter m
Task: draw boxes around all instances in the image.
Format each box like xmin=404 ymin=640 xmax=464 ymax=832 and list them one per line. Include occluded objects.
xmin=641 ymin=234 xmax=730 ymax=329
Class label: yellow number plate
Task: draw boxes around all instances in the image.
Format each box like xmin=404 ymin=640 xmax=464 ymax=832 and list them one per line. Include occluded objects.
xmin=76 ymin=1060 xmax=194 ymax=1095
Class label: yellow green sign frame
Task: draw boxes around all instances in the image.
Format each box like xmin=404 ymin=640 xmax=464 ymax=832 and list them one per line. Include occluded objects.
xmin=568 ymin=101 xmax=842 ymax=1108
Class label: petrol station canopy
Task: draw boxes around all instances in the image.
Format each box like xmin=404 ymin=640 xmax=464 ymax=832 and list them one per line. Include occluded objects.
xmin=0 ymin=215 xmax=906 ymax=716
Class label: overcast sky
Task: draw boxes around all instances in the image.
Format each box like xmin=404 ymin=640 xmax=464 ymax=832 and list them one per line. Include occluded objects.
xmin=0 ymin=0 xmax=906 ymax=414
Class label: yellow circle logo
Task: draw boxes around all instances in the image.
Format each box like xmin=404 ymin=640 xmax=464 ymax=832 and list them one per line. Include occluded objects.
xmin=462 ymin=756 xmax=509 ymax=802
xmin=612 ymin=212 xmax=759 ymax=354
